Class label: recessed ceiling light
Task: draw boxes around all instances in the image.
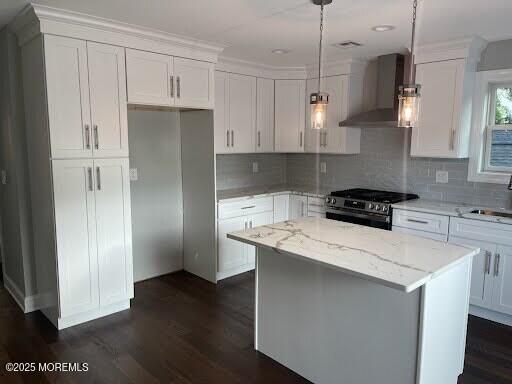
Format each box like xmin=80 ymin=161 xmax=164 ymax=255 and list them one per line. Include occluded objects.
xmin=372 ymin=25 xmax=395 ymax=32
xmin=272 ymin=49 xmax=290 ymax=54
xmin=332 ymin=41 xmax=363 ymax=49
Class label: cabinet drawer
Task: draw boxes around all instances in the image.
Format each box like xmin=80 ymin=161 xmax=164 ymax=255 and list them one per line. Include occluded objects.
xmin=307 ymin=196 xmax=326 ymax=213
xmin=392 ymin=209 xmax=449 ymax=235
xmin=218 ymin=197 xmax=273 ymax=219
xmin=449 ymin=217 xmax=512 ymax=246
xmin=392 ymin=226 xmax=448 ymax=242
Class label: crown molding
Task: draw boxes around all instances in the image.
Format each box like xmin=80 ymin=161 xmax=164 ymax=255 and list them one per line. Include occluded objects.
xmin=415 ymin=37 xmax=487 ymax=65
xmin=305 ymin=58 xmax=368 ymax=78
xmin=10 ymin=4 xmax=225 ymax=63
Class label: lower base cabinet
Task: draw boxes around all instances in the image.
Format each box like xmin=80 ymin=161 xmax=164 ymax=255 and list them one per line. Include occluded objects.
xmin=52 ymin=158 xmax=133 ymax=327
xmin=289 ymin=194 xmax=307 ymax=219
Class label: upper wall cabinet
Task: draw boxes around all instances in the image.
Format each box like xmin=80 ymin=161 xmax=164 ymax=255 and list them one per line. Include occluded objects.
xmin=214 ymin=71 xmax=256 ymax=154
xmin=275 ymin=79 xmax=306 ymax=153
xmin=44 ymin=35 xmax=128 ymax=159
xmin=126 ymin=49 xmax=214 ymax=109
xmin=305 ymin=75 xmax=362 ymax=154
xmin=256 ymin=78 xmax=275 ymax=153
xmin=410 ymin=38 xmax=487 ymax=158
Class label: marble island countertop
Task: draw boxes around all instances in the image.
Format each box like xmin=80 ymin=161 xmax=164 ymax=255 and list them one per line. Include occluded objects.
xmin=392 ymin=199 xmax=512 ymax=226
xmin=228 ymin=217 xmax=479 ymax=293
xmin=217 ymin=184 xmax=330 ymax=202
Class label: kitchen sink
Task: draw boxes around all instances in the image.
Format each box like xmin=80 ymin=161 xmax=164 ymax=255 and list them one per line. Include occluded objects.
xmin=470 ymin=209 xmax=512 ymax=219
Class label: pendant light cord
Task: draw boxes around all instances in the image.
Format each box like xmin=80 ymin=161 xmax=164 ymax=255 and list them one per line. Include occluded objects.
xmin=318 ymin=1 xmax=324 ymax=92
xmin=409 ymin=0 xmax=418 ymax=84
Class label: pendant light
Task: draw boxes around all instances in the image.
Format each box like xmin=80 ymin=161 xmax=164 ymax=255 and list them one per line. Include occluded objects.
xmin=310 ymin=0 xmax=332 ymax=130
xmin=398 ymin=0 xmax=421 ymax=128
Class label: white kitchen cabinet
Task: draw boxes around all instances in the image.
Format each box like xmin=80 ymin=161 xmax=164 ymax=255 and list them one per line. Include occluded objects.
xmin=273 ymin=194 xmax=290 ymax=223
xmin=392 ymin=226 xmax=448 ymax=242
xmin=305 ymin=75 xmax=361 ymax=154
xmin=52 ymin=158 xmax=133 ymax=320
xmin=411 ymin=59 xmax=474 ymax=158
xmin=52 ymin=159 xmax=99 ymax=317
xmin=44 ymin=35 xmax=92 ymax=159
xmin=275 ymin=80 xmax=306 ymax=153
xmin=307 ymin=196 xmax=326 ymax=218
xmin=492 ymin=246 xmax=512 ymax=315
xmin=214 ymin=71 xmax=256 ymax=153
xmin=289 ymin=194 xmax=307 ymax=220
xmin=87 ymin=42 xmax=129 ymax=158
xmin=218 ymin=216 xmax=247 ymax=272
xmin=256 ymin=78 xmax=275 ymax=152
xmin=126 ymin=49 xmax=214 ymax=109
xmin=126 ymin=49 xmax=173 ymax=106
xmin=44 ymin=36 xmax=128 ymax=159
xmin=173 ymin=57 xmax=214 ymax=109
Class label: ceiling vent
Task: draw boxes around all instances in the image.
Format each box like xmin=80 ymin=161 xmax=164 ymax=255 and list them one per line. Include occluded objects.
xmin=332 ymin=41 xmax=363 ymax=49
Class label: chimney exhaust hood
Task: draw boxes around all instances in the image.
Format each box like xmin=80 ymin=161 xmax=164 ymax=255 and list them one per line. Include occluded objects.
xmin=339 ymin=54 xmax=405 ymax=128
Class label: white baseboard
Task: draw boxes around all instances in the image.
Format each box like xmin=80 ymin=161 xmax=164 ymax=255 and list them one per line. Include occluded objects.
xmin=3 ymin=274 xmax=25 ymax=312
xmin=3 ymin=273 xmax=45 ymax=313
xmin=57 ymin=300 xmax=130 ymax=330
xmin=216 ymin=263 xmax=255 ymax=282
xmin=469 ymin=305 xmax=512 ymax=327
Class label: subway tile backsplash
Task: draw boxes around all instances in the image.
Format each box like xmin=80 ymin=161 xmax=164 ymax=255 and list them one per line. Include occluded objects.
xmin=216 ymin=128 xmax=512 ymax=209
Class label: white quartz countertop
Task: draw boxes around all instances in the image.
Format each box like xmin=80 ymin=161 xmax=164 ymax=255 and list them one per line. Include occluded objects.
xmin=217 ymin=184 xmax=329 ymax=202
xmin=392 ymin=199 xmax=512 ymax=226
xmin=228 ymin=217 xmax=479 ymax=293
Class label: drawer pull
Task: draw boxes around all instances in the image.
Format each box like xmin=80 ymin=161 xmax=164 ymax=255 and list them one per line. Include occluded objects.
xmin=495 ymin=253 xmax=501 ymax=277
xmin=485 ymin=251 xmax=491 ymax=275
xmin=309 ymin=203 xmax=325 ymax=208
xmin=406 ymin=218 xmax=429 ymax=225
xmin=241 ymin=205 xmax=256 ymax=210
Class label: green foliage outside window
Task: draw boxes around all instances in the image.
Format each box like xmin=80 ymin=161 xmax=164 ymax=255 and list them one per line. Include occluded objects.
xmin=495 ymin=87 xmax=512 ymax=125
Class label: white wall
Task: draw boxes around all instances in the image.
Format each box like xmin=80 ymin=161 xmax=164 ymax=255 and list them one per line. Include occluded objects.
xmin=128 ymin=110 xmax=183 ymax=282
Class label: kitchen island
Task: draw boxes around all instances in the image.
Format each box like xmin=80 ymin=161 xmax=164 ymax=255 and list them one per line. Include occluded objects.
xmin=228 ymin=217 xmax=479 ymax=384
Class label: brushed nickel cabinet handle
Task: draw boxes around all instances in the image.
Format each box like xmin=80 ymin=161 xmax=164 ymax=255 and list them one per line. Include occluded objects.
xmin=177 ymin=76 xmax=181 ymax=98
xmin=406 ymin=218 xmax=429 ymax=225
xmin=300 ymin=131 xmax=303 ymax=147
xmin=245 ymin=221 xmax=248 ymax=230
xmin=495 ymin=253 xmax=501 ymax=277
xmin=85 ymin=125 xmax=91 ymax=149
xmin=324 ymin=131 xmax=328 ymax=147
xmin=96 ymin=166 xmax=101 ymax=191
xmin=485 ymin=251 xmax=492 ymax=275
xmin=258 ymin=131 xmax=261 ymax=147
xmin=226 ymin=131 xmax=230 ymax=147
xmin=450 ymin=128 xmax=456 ymax=151
xmin=87 ymin=167 xmax=93 ymax=191
xmin=231 ymin=130 xmax=234 ymax=148
xmin=170 ymin=76 xmax=174 ymax=98
xmin=241 ymin=205 xmax=256 ymax=210
xmin=93 ymin=125 xmax=99 ymax=149
xmin=250 ymin=220 xmax=253 ymax=228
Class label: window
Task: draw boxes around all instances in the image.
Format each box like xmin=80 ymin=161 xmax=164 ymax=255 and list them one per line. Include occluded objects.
xmin=469 ymin=70 xmax=512 ymax=184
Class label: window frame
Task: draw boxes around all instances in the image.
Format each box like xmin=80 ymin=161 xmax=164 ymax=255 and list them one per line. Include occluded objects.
xmin=468 ymin=69 xmax=512 ymax=184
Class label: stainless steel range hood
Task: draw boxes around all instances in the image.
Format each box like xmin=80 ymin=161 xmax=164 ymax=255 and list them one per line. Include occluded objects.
xmin=339 ymin=54 xmax=405 ymax=128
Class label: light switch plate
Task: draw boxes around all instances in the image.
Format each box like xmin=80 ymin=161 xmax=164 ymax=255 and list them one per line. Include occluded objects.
xmin=436 ymin=170 xmax=449 ymax=183
xmin=129 ymin=168 xmax=138 ymax=181
xmin=252 ymin=162 xmax=259 ymax=173
xmin=320 ymin=162 xmax=327 ymax=174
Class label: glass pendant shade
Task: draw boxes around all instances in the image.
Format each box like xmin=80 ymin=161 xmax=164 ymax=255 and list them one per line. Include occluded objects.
xmin=398 ymin=85 xmax=421 ymax=128
xmin=310 ymin=92 xmax=328 ymax=130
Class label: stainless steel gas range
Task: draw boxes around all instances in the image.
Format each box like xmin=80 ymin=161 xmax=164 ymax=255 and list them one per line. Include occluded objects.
xmin=325 ymin=188 xmax=418 ymax=230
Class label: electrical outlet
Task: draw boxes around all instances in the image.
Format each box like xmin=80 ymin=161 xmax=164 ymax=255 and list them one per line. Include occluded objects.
xmin=252 ymin=162 xmax=259 ymax=173
xmin=129 ymin=168 xmax=138 ymax=181
xmin=320 ymin=162 xmax=327 ymax=174
xmin=0 ymin=170 xmax=7 ymax=185
xmin=436 ymin=170 xmax=449 ymax=183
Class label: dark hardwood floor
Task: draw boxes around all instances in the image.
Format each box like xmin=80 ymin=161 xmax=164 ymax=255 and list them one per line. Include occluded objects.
xmin=1 ymin=269 xmax=511 ymax=384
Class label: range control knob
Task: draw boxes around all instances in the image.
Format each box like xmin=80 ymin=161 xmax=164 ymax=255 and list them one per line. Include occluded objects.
xmin=325 ymin=197 xmax=331 ymax=204
xmin=331 ymin=198 xmax=336 ymax=204
xmin=375 ymin=204 xmax=381 ymax=211
xmin=368 ymin=203 xmax=374 ymax=209
xmin=382 ymin=205 xmax=388 ymax=212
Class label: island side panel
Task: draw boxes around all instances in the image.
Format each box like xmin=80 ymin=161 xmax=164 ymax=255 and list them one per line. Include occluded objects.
xmin=255 ymin=247 xmax=421 ymax=384
xmin=416 ymin=255 xmax=472 ymax=384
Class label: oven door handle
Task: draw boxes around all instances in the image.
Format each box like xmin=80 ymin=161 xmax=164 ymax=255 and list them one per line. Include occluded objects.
xmin=327 ymin=208 xmax=390 ymax=223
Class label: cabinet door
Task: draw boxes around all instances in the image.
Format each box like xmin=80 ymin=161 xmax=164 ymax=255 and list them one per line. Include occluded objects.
xmin=229 ymin=73 xmax=256 ymax=153
xmin=289 ymin=195 xmax=307 ymax=220
xmin=94 ymin=158 xmax=133 ymax=306
xmin=275 ymin=80 xmax=306 ymax=153
xmin=491 ymin=246 xmax=512 ymax=315
xmin=173 ymin=57 xmax=214 ymax=109
xmin=449 ymin=236 xmax=494 ymax=308
xmin=87 ymin=42 xmax=128 ymax=158
xmin=44 ymin=35 xmax=92 ymax=159
xmin=218 ymin=216 xmax=247 ymax=272
xmin=411 ymin=59 xmax=465 ymax=158
xmin=274 ymin=194 xmax=290 ymax=223
xmin=392 ymin=226 xmax=447 ymax=242
xmin=256 ymin=78 xmax=275 ymax=152
xmin=126 ymin=49 xmax=173 ymax=106
xmin=246 ymin=211 xmax=274 ymax=265
xmin=52 ymin=159 xmax=99 ymax=317
xmin=214 ymin=71 xmax=230 ymax=153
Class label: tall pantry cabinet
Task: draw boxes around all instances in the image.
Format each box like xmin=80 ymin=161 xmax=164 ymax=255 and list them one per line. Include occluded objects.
xmin=21 ymin=34 xmax=133 ymax=329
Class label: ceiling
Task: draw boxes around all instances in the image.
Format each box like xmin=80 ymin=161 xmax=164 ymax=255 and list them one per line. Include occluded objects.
xmin=1 ymin=0 xmax=512 ymax=66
